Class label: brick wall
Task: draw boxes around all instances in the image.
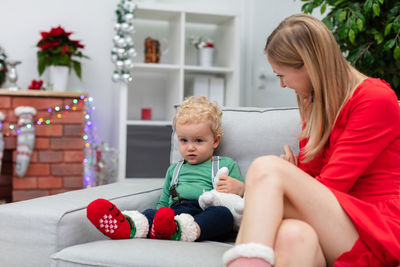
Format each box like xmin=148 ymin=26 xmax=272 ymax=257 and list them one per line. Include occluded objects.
xmin=0 ymin=90 xmax=86 ymax=202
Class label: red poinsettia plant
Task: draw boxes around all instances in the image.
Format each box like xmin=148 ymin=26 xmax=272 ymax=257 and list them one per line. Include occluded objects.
xmin=37 ymin=26 xmax=88 ymax=79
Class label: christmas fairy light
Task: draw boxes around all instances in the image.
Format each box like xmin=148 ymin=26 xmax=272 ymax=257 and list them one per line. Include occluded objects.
xmin=82 ymin=94 xmax=102 ymax=188
xmin=4 ymin=95 xmax=90 ymax=135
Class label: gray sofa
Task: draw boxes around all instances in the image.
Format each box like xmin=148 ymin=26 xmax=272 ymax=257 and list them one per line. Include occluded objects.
xmin=0 ymin=106 xmax=300 ymax=267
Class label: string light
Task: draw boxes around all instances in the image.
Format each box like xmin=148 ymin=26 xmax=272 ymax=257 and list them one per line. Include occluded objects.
xmin=83 ymin=96 xmax=101 ymax=188
xmin=3 ymin=94 xmax=88 ymax=136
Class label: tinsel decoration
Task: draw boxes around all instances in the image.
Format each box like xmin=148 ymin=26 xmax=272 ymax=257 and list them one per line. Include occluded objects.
xmin=111 ymin=0 xmax=137 ymax=84
xmin=82 ymin=97 xmax=118 ymax=188
xmin=95 ymin=142 xmax=118 ymax=186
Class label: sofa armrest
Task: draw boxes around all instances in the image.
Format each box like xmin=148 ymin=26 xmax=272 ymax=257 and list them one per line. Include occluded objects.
xmin=0 ymin=178 xmax=163 ymax=267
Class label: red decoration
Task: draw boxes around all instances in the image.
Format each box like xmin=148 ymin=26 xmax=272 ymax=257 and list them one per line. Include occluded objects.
xmin=28 ymin=79 xmax=43 ymax=90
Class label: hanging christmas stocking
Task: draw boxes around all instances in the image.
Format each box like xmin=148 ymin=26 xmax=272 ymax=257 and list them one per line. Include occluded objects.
xmin=14 ymin=106 xmax=37 ymax=177
xmin=0 ymin=111 xmax=5 ymax=175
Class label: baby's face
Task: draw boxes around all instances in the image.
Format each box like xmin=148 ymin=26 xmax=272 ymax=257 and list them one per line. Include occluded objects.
xmin=176 ymin=122 xmax=220 ymax=165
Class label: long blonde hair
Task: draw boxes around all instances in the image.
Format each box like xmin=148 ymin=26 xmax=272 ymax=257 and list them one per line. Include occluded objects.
xmin=265 ymin=14 xmax=361 ymax=162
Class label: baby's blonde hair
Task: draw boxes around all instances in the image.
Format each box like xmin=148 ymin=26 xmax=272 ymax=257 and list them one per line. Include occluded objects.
xmin=174 ymin=96 xmax=223 ymax=137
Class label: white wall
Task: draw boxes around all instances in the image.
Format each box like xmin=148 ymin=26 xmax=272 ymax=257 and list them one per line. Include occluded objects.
xmin=0 ymin=0 xmax=319 ymax=148
xmin=243 ymin=0 xmax=322 ymax=107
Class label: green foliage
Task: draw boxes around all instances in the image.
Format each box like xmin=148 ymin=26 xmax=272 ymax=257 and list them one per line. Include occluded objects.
xmin=0 ymin=46 xmax=7 ymax=87
xmin=300 ymin=0 xmax=400 ymax=97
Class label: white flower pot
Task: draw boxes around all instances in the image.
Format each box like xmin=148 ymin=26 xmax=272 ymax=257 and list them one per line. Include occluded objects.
xmin=197 ymin=47 xmax=216 ymax=67
xmin=49 ymin=66 xmax=69 ymax=91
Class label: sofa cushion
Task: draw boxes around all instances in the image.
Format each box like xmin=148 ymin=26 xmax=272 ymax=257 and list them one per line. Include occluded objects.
xmin=51 ymin=239 xmax=232 ymax=267
xmin=171 ymin=106 xmax=301 ymax=178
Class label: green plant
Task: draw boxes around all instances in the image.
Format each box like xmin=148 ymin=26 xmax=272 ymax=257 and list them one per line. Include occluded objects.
xmin=0 ymin=46 xmax=7 ymax=87
xmin=300 ymin=0 xmax=400 ymax=97
xmin=37 ymin=26 xmax=88 ymax=78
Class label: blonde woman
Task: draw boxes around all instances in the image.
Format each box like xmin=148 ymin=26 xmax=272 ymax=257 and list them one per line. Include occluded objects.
xmin=223 ymin=14 xmax=400 ymax=267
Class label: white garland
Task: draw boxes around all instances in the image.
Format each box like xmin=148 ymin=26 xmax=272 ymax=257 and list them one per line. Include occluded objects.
xmin=111 ymin=0 xmax=137 ymax=84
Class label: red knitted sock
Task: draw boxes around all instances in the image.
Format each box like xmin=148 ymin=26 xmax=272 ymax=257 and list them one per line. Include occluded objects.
xmin=86 ymin=198 xmax=132 ymax=239
xmin=150 ymin=207 xmax=179 ymax=240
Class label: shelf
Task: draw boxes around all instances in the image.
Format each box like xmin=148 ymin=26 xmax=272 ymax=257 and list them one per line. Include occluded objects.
xmin=186 ymin=12 xmax=235 ymax=25
xmin=119 ymin=5 xmax=239 ymax=180
xmin=0 ymin=89 xmax=87 ymax=98
xmin=133 ymin=63 xmax=180 ymax=72
xmin=127 ymin=120 xmax=172 ymax=126
xmin=184 ymin=65 xmax=233 ymax=74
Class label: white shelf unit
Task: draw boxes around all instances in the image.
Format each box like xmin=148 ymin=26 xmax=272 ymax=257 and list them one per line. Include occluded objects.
xmin=118 ymin=4 xmax=240 ymax=180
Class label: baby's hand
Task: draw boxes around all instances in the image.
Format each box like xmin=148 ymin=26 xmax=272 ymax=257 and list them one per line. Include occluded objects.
xmin=216 ymin=175 xmax=244 ymax=197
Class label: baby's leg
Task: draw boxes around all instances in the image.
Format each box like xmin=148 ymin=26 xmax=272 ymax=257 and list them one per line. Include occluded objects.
xmin=194 ymin=206 xmax=234 ymax=241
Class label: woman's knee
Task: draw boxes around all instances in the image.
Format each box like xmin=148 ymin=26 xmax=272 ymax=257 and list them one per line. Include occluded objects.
xmin=246 ymin=155 xmax=286 ymax=186
xmin=275 ymin=219 xmax=320 ymax=256
xmin=277 ymin=219 xmax=318 ymax=246
xmin=275 ymin=219 xmax=325 ymax=266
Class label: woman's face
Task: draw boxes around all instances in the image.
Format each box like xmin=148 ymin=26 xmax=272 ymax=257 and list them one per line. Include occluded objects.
xmin=268 ymin=57 xmax=313 ymax=99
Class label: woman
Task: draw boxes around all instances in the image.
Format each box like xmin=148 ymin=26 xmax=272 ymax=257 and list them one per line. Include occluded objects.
xmin=223 ymin=14 xmax=400 ymax=267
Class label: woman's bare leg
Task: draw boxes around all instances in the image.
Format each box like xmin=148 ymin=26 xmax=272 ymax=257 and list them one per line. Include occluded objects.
xmin=274 ymin=219 xmax=326 ymax=267
xmin=236 ymin=155 xmax=358 ymax=265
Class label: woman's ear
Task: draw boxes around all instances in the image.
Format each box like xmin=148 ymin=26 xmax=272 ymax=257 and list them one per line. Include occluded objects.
xmin=213 ymin=135 xmax=221 ymax=149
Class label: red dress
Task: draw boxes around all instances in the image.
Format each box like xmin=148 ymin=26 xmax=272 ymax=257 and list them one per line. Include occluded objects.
xmin=298 ymin=78 xmax=400 ymax=267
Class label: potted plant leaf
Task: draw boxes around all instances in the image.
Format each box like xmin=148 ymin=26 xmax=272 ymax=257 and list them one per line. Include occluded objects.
xmin=0 ymin=46 xmax=7 ymax=88
xmin=300 ymin=0 xmax=400 ymax=97
xmin=37 ymin=26 xmax=89 ymax=91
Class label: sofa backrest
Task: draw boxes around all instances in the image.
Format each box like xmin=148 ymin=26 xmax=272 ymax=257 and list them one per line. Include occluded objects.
xmin=170 ymin=106 xmax=301 ymax=179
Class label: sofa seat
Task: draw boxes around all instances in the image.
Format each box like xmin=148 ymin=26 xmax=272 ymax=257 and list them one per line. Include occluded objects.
xmin=51 ymin=239 xmax=232 ymax=267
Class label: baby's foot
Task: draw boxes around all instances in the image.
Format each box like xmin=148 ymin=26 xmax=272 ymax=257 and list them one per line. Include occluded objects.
xmin=87 ymin=198 xmax=132 ymax=239
xmin=150 ymin=207 xmax=178 ymax=240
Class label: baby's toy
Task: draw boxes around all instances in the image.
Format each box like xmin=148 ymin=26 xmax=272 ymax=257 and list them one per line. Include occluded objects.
xmin=198 ymin=167 xmax=244 ymax=230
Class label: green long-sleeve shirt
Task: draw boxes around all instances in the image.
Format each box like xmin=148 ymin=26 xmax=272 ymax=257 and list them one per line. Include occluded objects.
xmin=156 ymin=156 xmax=243 ymax=209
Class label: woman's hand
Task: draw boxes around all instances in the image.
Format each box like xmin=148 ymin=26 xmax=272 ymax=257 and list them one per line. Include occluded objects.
xmin=216 ymin=176 xmax=245 ymax=197
xmin=280 ymin=144 xmax=298 ymax=166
